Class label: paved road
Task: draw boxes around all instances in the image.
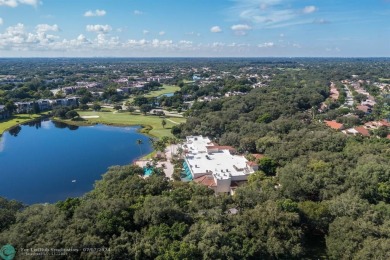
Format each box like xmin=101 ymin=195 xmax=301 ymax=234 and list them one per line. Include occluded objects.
xmin=343 ymin=85 xmax=354 ymax=107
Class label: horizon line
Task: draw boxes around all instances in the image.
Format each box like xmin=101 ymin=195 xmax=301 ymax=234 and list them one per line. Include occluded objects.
xmin=0 ymin=56 xmax=389 ymax=59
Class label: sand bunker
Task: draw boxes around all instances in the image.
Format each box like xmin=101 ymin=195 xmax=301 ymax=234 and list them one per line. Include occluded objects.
xmin=81 ymin=115 xmax=100 ymax=119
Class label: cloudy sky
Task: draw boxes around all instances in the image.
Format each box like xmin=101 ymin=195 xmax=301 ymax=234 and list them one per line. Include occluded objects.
xmin=0 ymin=0 xmax=389 ymax=57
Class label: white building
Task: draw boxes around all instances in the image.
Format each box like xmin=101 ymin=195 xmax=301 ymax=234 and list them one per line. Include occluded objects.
xmin=182 ymin=135 xmax=256 ymax=194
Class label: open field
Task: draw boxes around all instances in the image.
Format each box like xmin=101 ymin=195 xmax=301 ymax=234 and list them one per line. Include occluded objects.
xmin=183 ymin=80 xmax=195 ymax=84
xmin=0 ymin=114 xmax=43 ymax=135
xmin=124 ymin=84 xmax=180 ymax=105
xmin=76 ymin=110 xmax=186 ymax=138
xmin=379 ymin=78 xmax=390 ymax=83
xmin=144 ymin=84 xmax=180 ymax=98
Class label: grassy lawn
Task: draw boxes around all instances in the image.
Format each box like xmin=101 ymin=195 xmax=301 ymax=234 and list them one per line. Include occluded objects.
xmin=379 ymin=78 xmax=390 ymax=83
xmin=76 ymin=110 xmax=186 ymax=138
xmin=183 ymin=80 xmax=195 ymax=84
xmin=124 ymin=84 xmax=180 ymax=105
xmin=144 ymin=84 xmax=180 ymax=98
xmin=0 ymin=114 xmax=43 ymax=135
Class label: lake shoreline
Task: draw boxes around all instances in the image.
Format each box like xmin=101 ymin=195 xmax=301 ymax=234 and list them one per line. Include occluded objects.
xmin=0 ymin=113 xmax=50 ymax=137
xmin=0 ymin=120 xmax=153 ymax=204
xmin=52 ymin=117 xmax=159 ymax=159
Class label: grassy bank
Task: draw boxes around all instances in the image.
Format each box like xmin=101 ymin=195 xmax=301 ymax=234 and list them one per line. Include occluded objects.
xmin=144 ymin=84 xmax=180 ymax=98
xmin=0 ymin=114 xmax=44 ymax=136
xmin=125 ymin=84 xmax=180 ymax=105
xmin=73 ymin=109 xmax=186 ymax=138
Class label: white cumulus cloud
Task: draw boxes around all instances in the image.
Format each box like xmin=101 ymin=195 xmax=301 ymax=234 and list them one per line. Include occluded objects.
xmin=0 ymin=18 xmax=3 ymax=25
xmin=179 ymin=40 xmax=192 ymax=46
xmin=86 ymin=24 xmax=112 ymax=34
xmin=231 ymin=24 xmax=252 ymax=31
xmin=143 ymin=30 xmax=149 ymax=35
xmin=127 ymin=39 xmax=148 ymax=46
xmin=0 ymin=0 xmax=38 ymax=7
xmin=159 ymin=31 xmax=165 ymax=36
xmin=84 ymin=9 xmax=106 ymax=17
xmin=231 ymin=24 xmax=252 ymax=35
xmin=303 ymin=6 xmax=317 ymax=14
xmin=210 ymin=26 xmax=222 ymax=33
xmin=133 ymin=10 xmax=143 ymax=15
xmin=258 ymin=42 xmax=275 ymax=48
xmin=35 ymin=24 xmax=59 ymax=33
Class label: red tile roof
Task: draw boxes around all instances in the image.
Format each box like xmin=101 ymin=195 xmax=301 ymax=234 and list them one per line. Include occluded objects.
xmin=354 ymin=126 xmax=370 ymax=137
xmin=380 ymin=120 xmax=390 ymax=127
xmin=356 ymin=105 xmax=369 ymax=113
xmin=324 ymin=120 xmax=344 ymax=130
xmin=387 ymin=134 xmax=390 ymax=140
xmin=246 ymin=161 xmax=258 ymax=166
xmin=194 ymin=175 xmax=216 ymax=187
xmin=252 ymin=153 xmax=265 ymax=159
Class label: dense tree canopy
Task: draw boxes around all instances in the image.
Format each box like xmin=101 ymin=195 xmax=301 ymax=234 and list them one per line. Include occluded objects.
xmin=0 ymin=58 xmax=389 ymax=259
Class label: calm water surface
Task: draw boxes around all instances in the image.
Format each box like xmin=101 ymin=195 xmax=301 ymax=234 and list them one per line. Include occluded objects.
xmin=0 ymin=120 xmax=152 ymax=204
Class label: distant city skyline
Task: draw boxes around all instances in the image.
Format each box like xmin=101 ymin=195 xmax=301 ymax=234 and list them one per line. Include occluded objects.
xmin=0 ymin=0 xmax=389 ymax=57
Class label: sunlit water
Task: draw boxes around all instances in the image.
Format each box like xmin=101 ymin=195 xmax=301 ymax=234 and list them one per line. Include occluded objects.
xmin=0 ymin=119 xmax=152 ymax=204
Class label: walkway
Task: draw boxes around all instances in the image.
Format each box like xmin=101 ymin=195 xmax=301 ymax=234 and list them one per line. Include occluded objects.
xmin=166 ymin=119 xmax=180 ymax=125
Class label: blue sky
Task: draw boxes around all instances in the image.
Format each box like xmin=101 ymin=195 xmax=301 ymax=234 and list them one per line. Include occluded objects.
xmin=0 ymin=0 xmax=389 ymax=57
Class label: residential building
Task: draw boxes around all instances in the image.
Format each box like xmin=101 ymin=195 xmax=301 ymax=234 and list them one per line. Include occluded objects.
xmin=324 ymin=120 xmax=344 ymax=130
xmin=15 ymin=97 xmax=79 ymax=113
xmin=0 ymin=105 xmax=10 ymax=120
xmin=182 ymin=135 xmax=256 ymax=194
xmin=343 ymin=126 xmax=370 ymax=137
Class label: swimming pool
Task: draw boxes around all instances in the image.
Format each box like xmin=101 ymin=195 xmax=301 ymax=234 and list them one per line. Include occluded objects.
xmin=144 ymin=167 xmax=154 ymax=176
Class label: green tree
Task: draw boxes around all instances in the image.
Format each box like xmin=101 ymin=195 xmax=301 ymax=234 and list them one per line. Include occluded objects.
xmin=127 ymin=106 xmax=135 ymax=114
xmin=92 ymin=103 xmax=101 ymax=111
xmin=140 ymin=104 xmax=152 ymax=115
xmin=65 ymin=110 xmax=79 ymax=119
xmin=5 ymin=101 xmax=16 ymax=115
xmin=114 ymin=105 xmax=122 ymax=111
xmin=258 ymin=157 xmax=277 ymax=176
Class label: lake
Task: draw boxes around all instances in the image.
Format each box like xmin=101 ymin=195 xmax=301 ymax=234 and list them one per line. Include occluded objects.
xmin=158 ymin=93 xmax=174 ymax=98
xmin=0 ymin=119 xmax=152 ymax=204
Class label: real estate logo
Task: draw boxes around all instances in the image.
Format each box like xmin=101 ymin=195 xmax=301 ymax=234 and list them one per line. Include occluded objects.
xmin=0 ymin=244 xmax=15 ymax=260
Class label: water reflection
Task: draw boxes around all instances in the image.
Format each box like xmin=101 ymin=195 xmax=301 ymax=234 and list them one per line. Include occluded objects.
xmin=0 ymin=120 xmax=152 ymax=204
xmin=8 ymin=125 xmax=21 ymax=137
xmin=25 ymin=119 xmax=42 ymax=129
xmin=52 ymin=121 xmax=79 ymax=130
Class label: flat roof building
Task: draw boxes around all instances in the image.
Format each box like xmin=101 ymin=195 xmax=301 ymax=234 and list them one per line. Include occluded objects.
xmin=183 ymin=135 xmax=256 ymax=194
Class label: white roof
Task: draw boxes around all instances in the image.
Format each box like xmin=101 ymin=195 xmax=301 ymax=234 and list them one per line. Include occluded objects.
xmin=185 ymin=135 xmax=213 ymax=153
xmin=184 ymin=136 xmax=253 ymax=179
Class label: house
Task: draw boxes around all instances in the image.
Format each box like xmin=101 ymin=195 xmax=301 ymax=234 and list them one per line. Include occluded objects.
xmin=354 ymin=126 xmax=370 ymax=137
xmin=343 ymin=126 xmax=370 ymax=137
xmin=356 ymin=105 xmax=371 ymax=113
xmin=49 ymin=97 xmax=81 ymax=109
xmin=193 ymin=175 xmax=217 ymax=188
xmin=324 ymin=120 xmax=344 ymax=130
xmin=380 ymin=120 xmax=390 ymax=127
xmin=252 ymin=153 xmax=265 ymax=160
xmin=0 ymin=105 xmax=10 ymax=120
xmin=364 ymin=120 xmax=390 ymax=129
xmin=37 ymin=99 xmax=51 ymax=111
xmin=192 ymin=75 xmax=201 ymax=81
xmin=15 ymin=101 xmax=34 ymax=113
xmin=182 ymin=135 xmax=256 ymax=194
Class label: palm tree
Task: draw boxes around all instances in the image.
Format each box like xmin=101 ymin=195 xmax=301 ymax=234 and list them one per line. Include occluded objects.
xmin=177 ymin=147 xmax=184 ymax=159
xmin=136 ymin=139 xmax=143 ymax=156
xmin=169 ymin=137 xmax=178 ymax=157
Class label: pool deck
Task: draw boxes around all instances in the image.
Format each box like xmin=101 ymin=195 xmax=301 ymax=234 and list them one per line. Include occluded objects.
xmin=134 ymin=144 xmax=178 ymax=179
